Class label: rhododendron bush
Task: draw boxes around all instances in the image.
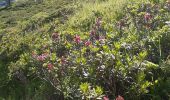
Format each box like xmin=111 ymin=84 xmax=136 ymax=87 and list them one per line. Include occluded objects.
xmin=28 ymin=2 xmax=170 ymax=99
xmin=0 ymin=0 xmax=170 ymax=100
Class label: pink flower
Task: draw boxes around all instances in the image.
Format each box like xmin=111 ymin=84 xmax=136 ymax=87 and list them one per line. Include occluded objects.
xmin=37 ymin=55 xmax=46 ymax=61
xmin=74 ymin=35 xmax=81 ymax=44
xmin=47 ymin=63 xmax=54 ymax=70
xmin=85 ymin=41 xmax=91 ymax=46
xmin=103 ymin=96 xmax=109 ymax=100
xmin=36 ymin=53 xmax=49 ymax=61
xmin=116 ymin=95 xmax=124 ymax=100
xmin=144 ymin=13 xmax=152 ymax=21
xmin=52 ymin=32 xmax=59 ymax=41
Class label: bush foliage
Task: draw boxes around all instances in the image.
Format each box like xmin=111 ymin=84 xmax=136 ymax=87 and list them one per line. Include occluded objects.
xmin=0 ymin=0 xmax=170 ymax=100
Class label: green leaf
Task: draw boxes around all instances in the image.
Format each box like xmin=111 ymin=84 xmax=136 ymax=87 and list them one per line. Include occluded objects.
xmin=95 ymin=86 xmax=103 ymax=96
xmin=102 ymin=45 xmax=110 ymax=52
xmin=50 ymin=53 xmax=57 ymax=62
xmin=139 ymin=51 xmax=147 ymax=60
xmin=144 ymin=61 xmax=159 ymax=69
xmin=114 ymin=42 xmax=121 ymax=50
xmin=80 ymin=83 xmax=89 ymax=94
xmin=91 ymin=47 xmax=99 ymax=52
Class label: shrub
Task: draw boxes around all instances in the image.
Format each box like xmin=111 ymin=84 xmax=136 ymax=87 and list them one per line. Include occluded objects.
xmin=0 ymin=0 xmax=170 ymax=100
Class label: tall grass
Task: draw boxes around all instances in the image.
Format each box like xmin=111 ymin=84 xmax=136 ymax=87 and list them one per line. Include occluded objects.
xmin=59 ymin=0 xmax=167 ymax=32
xmin=61 ymin=0 xmax=128 ymax=32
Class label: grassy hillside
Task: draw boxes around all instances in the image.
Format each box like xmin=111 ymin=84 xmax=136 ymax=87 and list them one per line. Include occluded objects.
xmin=0 ymin=0 xmax=170 ymax=99
xmin=0 ymin=0 xmax=77 ymax=99
xmin=0 ymin=0 xmax=75 ymax=32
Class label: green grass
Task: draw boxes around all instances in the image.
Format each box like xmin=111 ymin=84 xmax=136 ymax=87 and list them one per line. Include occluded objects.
xmin=58 ymin=0 xmax=129 ymax=32
xmin=0 ymin=0 xmax=76 ymax=34
xmin=0 ymin=0 xmax=167 ymax=33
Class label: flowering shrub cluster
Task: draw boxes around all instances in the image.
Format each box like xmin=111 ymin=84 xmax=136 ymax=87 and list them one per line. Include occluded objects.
xmin=0 ymin=0 xmax=170 ymax=100
xmin=29 ymin=1 xmax=170 ymax=99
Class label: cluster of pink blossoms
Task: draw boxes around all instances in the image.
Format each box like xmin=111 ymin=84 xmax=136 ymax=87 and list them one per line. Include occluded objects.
xmin=144 ymin=12 xmax=152 ymax=22
xmin=85 ymin=41 xmax=91 ymax=46
xmin=74 ymin=34 xmax=92 ymax=47
xmin=32 ymin=52 xmax=55 ymax=70
xmin=73 ymin=17 xmax=105 ymax=46
xmin=116 ymin=95 xmax=124 ymax=100
xmin=47 ymin=63 xmax=54 ymax=70
xmin=74 ymin=35 xmax=81 ymax=44
xmin=32 ymin=52 xmax=49 ymax=61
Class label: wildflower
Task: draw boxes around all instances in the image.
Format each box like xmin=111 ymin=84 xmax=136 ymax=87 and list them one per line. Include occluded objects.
xmin=37 ymin=56 xmax=45 ymax=61
xmin=144 ymin=13 xmax=152 ymax=22
xmin=37 ymin=55 xmax=46 ymax=61
xmin=103 ymin=96 xmax=109 ymax=100
xmin=85 ymin=41 xmax=91 ymax=46
xmin=36 ymin=53 xmax=48 ymax=61
xmin=74 ymin=35 xmax=81 ymax=44
xmin=47 ymin=63 xmax=54 ymax=70
xmin=116 ymin=95 xmax=124 ymax=100
xmin=52 ymin=32 xmax=59 ymax=41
